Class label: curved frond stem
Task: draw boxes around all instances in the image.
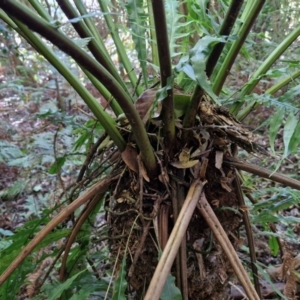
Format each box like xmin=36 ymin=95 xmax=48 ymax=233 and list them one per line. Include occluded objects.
xmin=233 ymin=171 xmax=262 ymax=298
xmin=212 ymin=0 xmax=266 ymax=97
xmin=151 ymin=0 xmax=176 ymax=152
xmin=0 ymin=1 xmax=157 ymax=175
xmin=73 ymin=0 xmax=105 ymax=46
xmin=237 ymin=67 xmax=300 ymax=121
xmin=224 ymin=158 xmax=300 ymax=191
xmin=26 ymin=0 xmax=123 ymax=117
xmin=98 ymin=0 xmax=143 ymax=96
xmin=2 ymin=13 xmax=126 ymax=151
xmin=60 ymin=193 xmax=104 ymax=281
xmin=28 ymin=0 xmax=52 ymax=21
xmin=83 ymin=69 xmax=123 ymax=116
xmin=57 ymin=0 xmax=128 ymax=94
xmin=206 ymin=0 xmax=244 ymax=77
xmin=196 ymin=192 xmax=260 ymax=300
xmin=265 ymin=68 xmax=300 ymax=96
xmin=233 ymin=24 xmax=300 ymax=118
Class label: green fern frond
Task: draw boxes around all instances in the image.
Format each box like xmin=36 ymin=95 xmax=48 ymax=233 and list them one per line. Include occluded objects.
xmin=240 ymin=93 xmax=300 ymax=113
xmin=166 ymin=0 xmax=193 ymax=58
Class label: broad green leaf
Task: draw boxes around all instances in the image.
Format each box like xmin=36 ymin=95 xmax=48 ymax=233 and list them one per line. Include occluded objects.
xmin=156 ymin=76 xmax=175 ymax=102
xmin=240 ymin=93 xmax=299 ymax=113
xmin=176 ymin=55 xmax=195 ymax=80
xmin=283 ymin=112 xmax=298 ymax=158
xmin=255 ymin=263 xmax=287 ymax=300
xmin=174 ymin=93 xmax=190 ymax=118
xmin=253 ymin=196 xmax=298 ymax=213
xmin=269 ymin=109 xmax=284 ymax=154
xmin=112 ymin=256 xmax=127 ymax=300
xmin=49 ymin=156 xmax=66 ymax=174
xmin=0 ymin=140 xmax=23 ymax=161
xmin=161 ymin=273 xmax=182 ymax=300
xmin=176 ymin=36 xmax=225 ymax=105
xmin=0 ymin=229 xmax=69 ymax=272
xmin=190 ymin=37 xmax=224 ymax=105
xmin=266 ymin=67 xmax=290 ymax=78
xmin=73 ymin=130 xmax=90 ymax=150
xmin=47 ymin=270 xmax=87 ymax=300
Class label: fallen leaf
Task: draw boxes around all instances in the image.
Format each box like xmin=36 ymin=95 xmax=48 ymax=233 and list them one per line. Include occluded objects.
xmin=134 ymin=88 xmax=158 ymax=123
xmin=138 ymin=155 xmax=150 ymax=182
xmin=170 ymin=159 xmax=199 ymax=169
xmin=121 ymin=145 xmax=138 ymax=173
xmin=179 ymin=147 xmax=191 ymax=163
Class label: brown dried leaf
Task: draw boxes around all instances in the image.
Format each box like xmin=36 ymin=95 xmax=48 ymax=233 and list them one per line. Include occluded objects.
xmin=138 ymin=155 xmax=150 ymax=182
xmin=193 ymin=238 xmax=206 ymax=280
xmin=199 ymin=158 xmax=208 ymax=179
xmin=117 ymin=197 xmax=125 ymax=203
xmin=121 ymin=145 xmax=138 ymax=173
xmin=134 ymin=88 xmax=158 ymax=123
xmin=179 ymin=147 xmax=191 ymax=163
xmin=158 ymin=167 xmax=169 ymax=184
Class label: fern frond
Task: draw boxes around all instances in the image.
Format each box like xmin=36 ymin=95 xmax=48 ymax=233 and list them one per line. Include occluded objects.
xmin=166 ymin=0 xmax=193 ymax=58
xmin=241 ymin=93 xmax=300 ymax=114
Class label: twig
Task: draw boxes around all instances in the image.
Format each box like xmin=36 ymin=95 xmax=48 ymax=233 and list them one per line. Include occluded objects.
xmin=53 ymin=125 xmax=67 ymax=199
xmin=132 ymin=72 xmax=142 ymax=97
xmin=38 ymin=247 xmax=65 ymax=288
xmin=59 ymin=193 xmax=104 ymax=281
xmin=233 ymin=170 xmax=261 ymax=298
xmin=144 ymin=179 xmax=206 ymax=300
xmin=223 ymin=157 xmax=300 ymax=190
xmin=128 ymin=221 xmax=151 ymax=277
xmin=137 ymin=155 xmax=144 ymax=216
xmin=77 ymin=133 xmax=107 ymax=182
xmin=197 ymin=192 xmax=260 ymax=300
